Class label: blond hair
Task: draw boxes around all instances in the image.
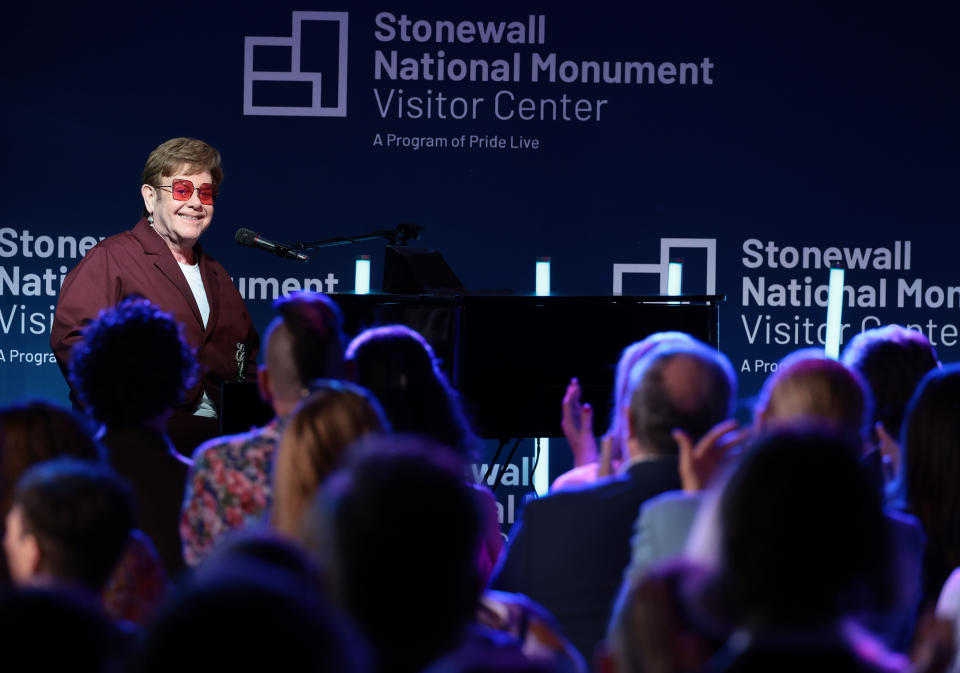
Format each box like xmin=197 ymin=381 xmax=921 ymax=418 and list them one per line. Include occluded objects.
xmin=271 ymin=381 xmax=387 ymax=537
xmin=755 ymin=349 xmax=871 ymax=437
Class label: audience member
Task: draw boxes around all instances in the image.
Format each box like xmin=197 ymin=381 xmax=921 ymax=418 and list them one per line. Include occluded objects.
xmin=628 ymin=349 xmax=877 ymax=585
xmin=70 ymin=296 xmax=194 ymax=576
xmin=0 ymin=401 xmax=103 ymax=578
xmin=346 ymin=324 xmax=502 ymax=583
xmin=200 ymin=526 xmax=324 ymax=589
xmin=0 ymin=400 xmax=165 ymax=622
xmin=600 ymin=559 xmax=726 ymax=673
xmin=346 ymin=324 xmax=478 ymax=455
xmin=491 ymin=338 xmax=735 ymax=660
xmin=181 ymin=291 xmax=345 ymax=566
xmin=0 ymin=587 xmax=132 ymax=672
xmin=553 ymin=332 xmax=695 ymax=491
xmin=0 ymin=401 xmax=102 ymax=524
xmin=899 ymin=365 xmax=960 ymax=606
xmin=4 ymin=458 xmax=134 ymax=598
xmin=631 ymin=350 xmax=924 ymax=651
xmin=701 ymin=426 xmax=907 ymax=673
xmin=842 ymin=325 xmax=939 ymax=485
xmin=304 ymin=435 xmax=484 ymax=673
xmin=271 ymin=379 xmax=388 ymax=537
xmin=754 ymin=348 xmax=871 ymax=438
xmin=303 ymin=434 xmax=586 ymax=671
xmin=129 ymin=557 xmax=370 ymax=673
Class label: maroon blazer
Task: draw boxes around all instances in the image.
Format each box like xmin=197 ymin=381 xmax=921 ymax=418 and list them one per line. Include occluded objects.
xmin=51 ymin=218 xmax=259 ymax=414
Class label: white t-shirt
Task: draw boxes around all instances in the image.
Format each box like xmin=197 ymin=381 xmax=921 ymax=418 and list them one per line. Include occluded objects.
xmin=178 ymin=261 xmax=217 ymax=418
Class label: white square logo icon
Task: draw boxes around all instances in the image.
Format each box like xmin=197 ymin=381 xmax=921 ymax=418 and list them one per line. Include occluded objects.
xmin=243 ymin=11 xmax=348 ymax=117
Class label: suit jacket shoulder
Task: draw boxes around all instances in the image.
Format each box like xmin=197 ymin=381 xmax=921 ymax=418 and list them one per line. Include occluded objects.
xmin=490 ymin=457 xmax=680 ymax=659
xmin=625 ymin=489 xmax=703 ymax=584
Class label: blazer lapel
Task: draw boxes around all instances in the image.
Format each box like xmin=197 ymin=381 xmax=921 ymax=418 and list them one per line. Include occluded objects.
xmin=197 ymin=245 xmax=221 ymax=339
xmin=132 ymin=219 xmax=205 ymax=329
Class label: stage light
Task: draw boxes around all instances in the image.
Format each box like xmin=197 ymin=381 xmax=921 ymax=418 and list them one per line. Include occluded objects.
xmin=533 ymin=258 xmax=552 ymax=495
xmin=536 ymin=257 xmax=551 ymax=296
xmin=667 ymin=259 xmax=682 ymax=304
xmin=533 ymin=438 xmax=549 ymax=497
xmin=825 ymin=265 xmax=845 ymax=359
xmin=355 ymin=255 xmax=371 ymax=295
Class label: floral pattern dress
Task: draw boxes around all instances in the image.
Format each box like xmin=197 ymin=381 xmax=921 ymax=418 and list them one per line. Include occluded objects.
xmin=179 ymin=418 xmax=284 ymax=566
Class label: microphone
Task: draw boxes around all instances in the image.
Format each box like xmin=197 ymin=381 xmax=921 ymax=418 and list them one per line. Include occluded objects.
xmin=235 ymin=228 xmax=309 ymax=262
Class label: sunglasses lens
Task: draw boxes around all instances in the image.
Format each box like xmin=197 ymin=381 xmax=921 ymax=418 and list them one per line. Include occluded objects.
xmin=196 ymin=183 xmax=217 ymax=205
xmin=170 ymin=179 xmax=194 ymax=201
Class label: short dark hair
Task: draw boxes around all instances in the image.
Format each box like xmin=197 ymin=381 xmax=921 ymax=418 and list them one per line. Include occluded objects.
xmin=628 ymin=342 xmax=735 ymax=455
xmin=69 ymin=297 xmax=196 ymax=427
xmin=307 ymin=435 xmax=481 ymax=673
xmin=273 ymin=291 xmax=346 ymax=385
xmin=15 ymin=458 xmax=135 ymax=592
xmin=842 ymin=325 xmax=938 ymax=439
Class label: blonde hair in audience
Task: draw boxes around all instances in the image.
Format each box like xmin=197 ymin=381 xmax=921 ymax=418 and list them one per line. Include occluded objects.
xmin=754 ymin=348 xmax=871 ymax=439
xmin=271 ymin=381 xmax=387 ymax=537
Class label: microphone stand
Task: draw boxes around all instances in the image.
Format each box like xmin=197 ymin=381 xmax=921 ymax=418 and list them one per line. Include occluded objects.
xmin=290 ymin=222 xmax=422 ymax=253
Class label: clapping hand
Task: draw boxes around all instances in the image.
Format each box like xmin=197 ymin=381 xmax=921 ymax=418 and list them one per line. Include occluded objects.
xmin=561 ymin=377 xmax=598 ymax=467
xmin=675 ymin=419 xmax=749 ymax=492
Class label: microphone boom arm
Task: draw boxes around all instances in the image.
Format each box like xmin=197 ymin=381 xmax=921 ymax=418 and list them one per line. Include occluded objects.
xmin=292 ymin=222 xmax=422 ymax=253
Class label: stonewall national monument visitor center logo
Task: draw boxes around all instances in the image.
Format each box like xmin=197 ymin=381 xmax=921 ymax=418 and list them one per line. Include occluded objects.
xmin=243 ymin=11 xmax=349 ymax=117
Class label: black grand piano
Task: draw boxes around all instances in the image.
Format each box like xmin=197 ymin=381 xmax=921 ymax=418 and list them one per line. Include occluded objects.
xmin=331 ymin=293 xmax=722 ymax=439
xmin=222 ymin=242 xmax=723 ymax=440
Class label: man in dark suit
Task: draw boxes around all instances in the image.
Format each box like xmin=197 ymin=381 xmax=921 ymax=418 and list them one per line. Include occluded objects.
xmin=489 ymin=338 xmax=736 ymax=661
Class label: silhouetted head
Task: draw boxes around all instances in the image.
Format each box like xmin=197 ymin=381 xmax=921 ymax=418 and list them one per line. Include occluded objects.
xmin=131 ymin=558 xmax=370 ymax=673
xmin=0 ymin=586 xmax=126 ymax=671
xmin=70 ymin=297 xmax=196 ymax=428
xmin=261 ymin=291 xmax=346 ymax=416
xmin=902 ymin=365 xmax=960 ymax=574
xmin=626 ymin=340 xmax=736 ymax=457
xmin=608 ymin=332 xmax=696 ymax=441
xmin=718 ymin=426 xmax=888 ymax=628
xmin=346 ymin=325 xmax=477 ymax=457
xmin=305 ymin=434 xmax=482 ymax=673
xmin=6 ymin=458 xmax=134 ymax=593
xmin=604 ymin=559 xmax=724 ymax=673
xmin=842 ymin=324 xmax=938 ymax=439
xmin=0 ymin=400 xmax=102 ymax=519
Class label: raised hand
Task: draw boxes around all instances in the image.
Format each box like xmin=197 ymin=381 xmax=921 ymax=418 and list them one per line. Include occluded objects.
xmin=675 ymin=419 xmax=749 ymax=492
xmin=561 ymin=377 xmax=598 ymax=467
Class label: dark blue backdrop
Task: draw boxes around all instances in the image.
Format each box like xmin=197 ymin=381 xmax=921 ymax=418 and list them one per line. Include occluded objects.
xmin=2 ymin=3 xmax=957 ymax=489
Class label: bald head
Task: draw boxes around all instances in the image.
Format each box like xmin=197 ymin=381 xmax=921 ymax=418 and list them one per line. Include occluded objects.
xmin=627 ymin=343 xmax=735 ymax=457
